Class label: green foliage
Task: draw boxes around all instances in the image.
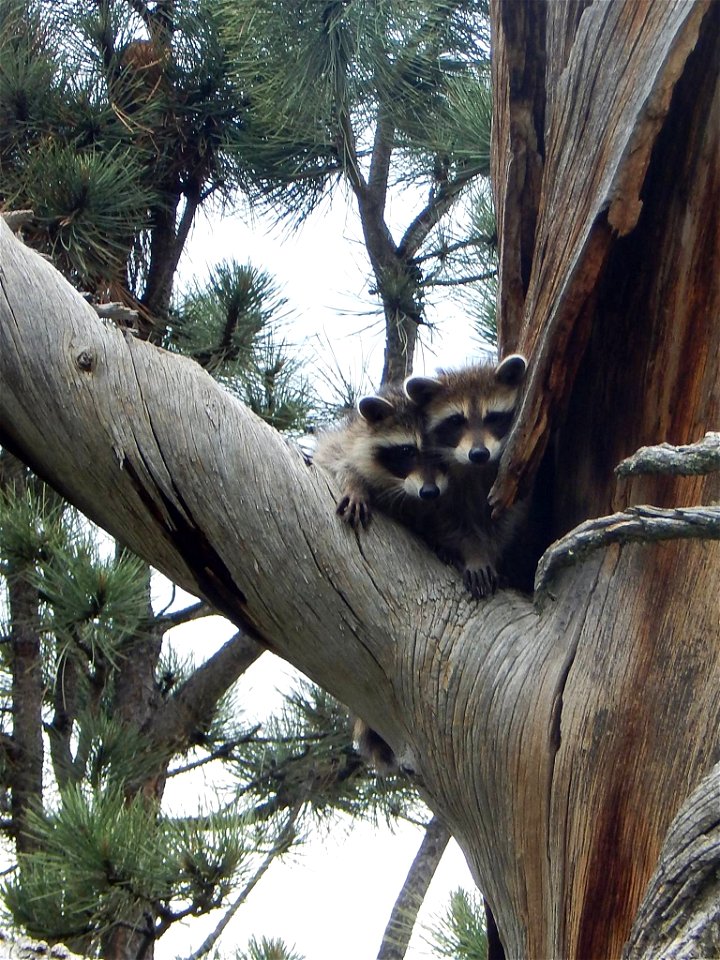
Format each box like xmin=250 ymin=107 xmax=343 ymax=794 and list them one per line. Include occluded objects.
xmin=425 ymin=887 xmax=488 ymax=960
xmin=14 ymin=141 xmax=154 ymax=287
xmin=0 ymin=0 xmax=255 ymax=302
xmin=170 ymin=261 xmax=287 ymax=371
xmin=37 ymin=539 xmax=149 ymax=668
xmin=221 ymin=0 xmax=491 ymax=214
xmin=170 ymin=261 xmax=314 ymax=432
xmin=3 ymin=785 xmax=251 ymax=948
xmin=0 ymin=482 xmax=69 ymax=573
xmin=236 ymin=936 xmax=306 ymax=960
xmin=230 ymin=680 xmax=419 ymax=825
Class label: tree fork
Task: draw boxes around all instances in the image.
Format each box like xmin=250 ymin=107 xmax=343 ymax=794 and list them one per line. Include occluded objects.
xmin=2 ymin=1 xmax=720 ymax=957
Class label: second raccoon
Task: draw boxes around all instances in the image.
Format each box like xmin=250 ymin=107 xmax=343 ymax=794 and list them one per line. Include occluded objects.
xmin=405 ymin=354 xmax=528 ymax=598
xmin=313 ymin=383 xmax=448 ymax=533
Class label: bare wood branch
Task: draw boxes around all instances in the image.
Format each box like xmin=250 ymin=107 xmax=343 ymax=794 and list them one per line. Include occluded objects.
xmin=412 ymin=234 xmax=495 ymax=265
xmin=93 ymin=302 xmax=140 ymax=327
xmin=535 ymin=505 xmax=720 ymax=595
xmin=616 ymin=432 xmax=720 ymax=478
xmin=166 ymin=727 xmax=261 ymax=778
xmin=155 ymin=599 xmax=213 ymax=630
xmin=423 ymin=270 xmax=497 ymax=288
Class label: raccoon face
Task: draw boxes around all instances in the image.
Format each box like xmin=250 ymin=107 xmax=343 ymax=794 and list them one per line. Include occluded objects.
xmin=357 ymin=395 xmax=448 ymax=499
xmin=427 ymin=406 xmax=516 ymax=466
xmin=405 ymin=354 xmax=527 ymax=469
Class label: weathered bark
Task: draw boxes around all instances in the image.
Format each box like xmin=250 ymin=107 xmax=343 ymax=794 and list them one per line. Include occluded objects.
xmin=621 ymin=761 xmax=720 ymax=960
xmin=1 ymin=2 xmax=719 ymax=958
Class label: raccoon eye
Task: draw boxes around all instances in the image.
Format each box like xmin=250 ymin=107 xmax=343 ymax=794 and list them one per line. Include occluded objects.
xmin=376 ymin=444 xmax=418 ymax=478
xmin=484 ymin=410 xmax=514 ymax=435
xmin=443 ymin=413 xmax=466 ymax=428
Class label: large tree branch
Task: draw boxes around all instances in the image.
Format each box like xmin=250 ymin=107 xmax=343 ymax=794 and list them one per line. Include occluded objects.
xmin=616 ymin=432 xmax=720 ymax=478
xmin=0 ymin=217 xmax=472 ymax=768
xmin=535 ymin=504 xmax=720 ymax=596
xmin=2 ymin=212 xmax=720 ymax=960
xmin=148 ymin=630 xmax=263 ymax=754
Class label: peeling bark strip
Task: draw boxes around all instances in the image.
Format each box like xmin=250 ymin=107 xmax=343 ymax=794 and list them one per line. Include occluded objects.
xmin=2 ymin=1 xmax=720 ymax=956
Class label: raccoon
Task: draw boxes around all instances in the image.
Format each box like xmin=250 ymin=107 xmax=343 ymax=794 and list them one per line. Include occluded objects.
xmin=405 ymin=354 xmax=528 ymax=598
xmin=352 ymin=717 xmax=398 ymax=777
xmin=313 ymin=384 xmax=448 ymax=532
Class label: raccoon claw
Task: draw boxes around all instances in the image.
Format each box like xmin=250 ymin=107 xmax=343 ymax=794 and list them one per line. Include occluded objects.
xmin=337 ymin=495 xmax=371 ymax=529
xmin=463 ymin=564 xmax=498 ymax=600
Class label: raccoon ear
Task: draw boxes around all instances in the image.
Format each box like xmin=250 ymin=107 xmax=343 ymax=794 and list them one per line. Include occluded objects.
xmin=404 ymin=376 xmax=443 ymax=406
xmin=358 ymin=395 xmax=395 ymax=423
xmin=495 ymin=354 xmax=527 ymax=386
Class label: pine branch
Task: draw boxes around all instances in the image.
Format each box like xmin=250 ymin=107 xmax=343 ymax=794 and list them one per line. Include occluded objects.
xmin=412 ymin=234 xmax=495 ymax=265
xmin=155 ymin=600 xmax=212 ymax=630
xmin=166 ymin=728 xmax=261 ymax=778
xmin=423 ymin=269 xmax=497 ymax=288
xmin=397 ymin=163 xmax=484 ymax=260
xmin=147 ymin=630 xmax=263 ymax=755
xmin=535 ymin=505 xmax=720 ymax=596
xmin=367 ymin=101 xmax=394 ymax=211
xmin=181 ymin=807 xmax=301 ymax=960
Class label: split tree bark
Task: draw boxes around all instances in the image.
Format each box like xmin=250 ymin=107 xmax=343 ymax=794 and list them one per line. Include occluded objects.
xmin=1 ymin=1 xmax=719 ymax=957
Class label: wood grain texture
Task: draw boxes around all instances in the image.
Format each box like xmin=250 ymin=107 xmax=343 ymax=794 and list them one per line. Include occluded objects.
xmin=492 ymin=0 xmax=713 ymax=513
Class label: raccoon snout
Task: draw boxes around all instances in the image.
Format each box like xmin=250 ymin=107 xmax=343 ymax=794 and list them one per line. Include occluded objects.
xmin=468 ymin=446 xmax=490 ymax=464
xmin=419 ymin=482 xmax=441 ymax=500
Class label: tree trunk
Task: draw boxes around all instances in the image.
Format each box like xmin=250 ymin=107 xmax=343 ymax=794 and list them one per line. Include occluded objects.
xmin=376 ymin=815 xmax=451 ymax=960
xmin=1 ymin=2 xmax=719 ymax=958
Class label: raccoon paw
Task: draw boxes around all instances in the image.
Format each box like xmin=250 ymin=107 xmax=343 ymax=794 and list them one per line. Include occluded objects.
xmin=337 ymin=494 xmax=371 ymax=529
xmin=463 ymin=563 xmax=498 ymax=599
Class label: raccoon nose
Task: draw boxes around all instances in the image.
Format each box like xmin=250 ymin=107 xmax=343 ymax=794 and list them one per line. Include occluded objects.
xmin=419 ymin=482 xmax=440 ymax=500
xmin=468 ymin=446 xmax=490 ymax=464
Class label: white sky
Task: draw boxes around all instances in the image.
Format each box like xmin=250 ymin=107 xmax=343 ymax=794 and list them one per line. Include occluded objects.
xmin=158 ymin=190 xmax=483 ymax=959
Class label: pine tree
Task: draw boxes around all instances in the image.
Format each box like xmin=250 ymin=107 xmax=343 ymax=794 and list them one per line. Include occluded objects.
xmin=3 ymin=2 xmax=720 ymax=958
xmin=220 ymin=0 xmax=496 ymax=382
xmin=0 ymin=2 xmax=496 ymax=956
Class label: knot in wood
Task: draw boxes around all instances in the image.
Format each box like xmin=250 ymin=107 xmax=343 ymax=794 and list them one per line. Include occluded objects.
xmin=76 ymin=350 xmax=95 ymax=372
